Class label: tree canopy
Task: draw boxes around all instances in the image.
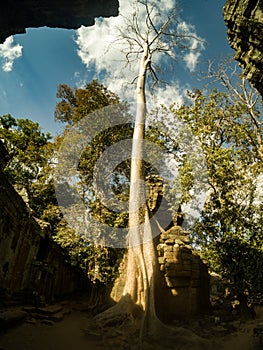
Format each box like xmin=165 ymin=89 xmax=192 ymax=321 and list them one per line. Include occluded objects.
xmin=55 ymin=80 xmax=120 ymax=125
xmin=0 ymin=114 xmax=52 ymax=187
xmin=170 ymin=83 xmax=263 ymax=297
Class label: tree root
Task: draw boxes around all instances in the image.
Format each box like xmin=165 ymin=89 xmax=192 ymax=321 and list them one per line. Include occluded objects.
xmin=89 ymin=297 xmax=215 ymax=350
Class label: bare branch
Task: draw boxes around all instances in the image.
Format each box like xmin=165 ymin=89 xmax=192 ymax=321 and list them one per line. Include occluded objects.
xmin=145 ymin=1 xmax=159 ymax=36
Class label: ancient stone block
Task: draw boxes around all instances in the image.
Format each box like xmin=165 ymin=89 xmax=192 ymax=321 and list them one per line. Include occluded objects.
xmin=160 ymin=264 xmax=166 ymax=272
xmin=167 ymin=277 xmax=190 ymax=287
xmin=165 ymin=238 xmax=175 ymax=245
xmin=0 ymin=310 xmax=27 ymax=329
xmin=158 ymin=257 xmax=165 ymax=264
xmin=164 ymin=276 xmax=174 ymax=288
xmin=0 ymin=0 xmax=119 ymax=43
xmin=182 ymin=263 xmax=191 ymax=270
xmin=180 ymin=235 xmax=190 ymax=244
xmin=224 ymin=0 xmax=263 ymax=96
xmin=165 ymin=245 xmax=173 ymax=252
xmin=0 ymin=172 xmax=88 ymax=305
xmin=163 ymin=251 xmax=176 ymax=260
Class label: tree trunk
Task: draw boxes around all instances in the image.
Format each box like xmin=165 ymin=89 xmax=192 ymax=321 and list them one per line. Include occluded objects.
xmin=122 ymin=42 xmax=160 ymax=332
xmin=95 ymin=44 xmax=162 ymax=341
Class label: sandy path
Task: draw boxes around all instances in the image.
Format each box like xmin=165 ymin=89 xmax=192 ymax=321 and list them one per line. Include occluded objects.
xmin=219 ymin=321 xmax=261 ymax=350
xmin=0 ymin=310 xmax=105 ymax=350
xmin=1 ymin=303 xmax=263 ymax=350
xmin=218 ymin=305 xmax=263 ymax=350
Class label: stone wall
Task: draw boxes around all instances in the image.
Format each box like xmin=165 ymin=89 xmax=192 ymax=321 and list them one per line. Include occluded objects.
xmin=0 ymin=0 xmax=119 ymax=43
xmin=156 ymin=226 xmax=210 ymax=321
xmin=0 ymin=172 xmax=88 ymax=305
xmin=224 ymin=0 xmax=263 ymax=96
xmin=111 ymin=176 xmax=211 ymax=321
xmin=110 ymin=226 xmax=211 ymax=321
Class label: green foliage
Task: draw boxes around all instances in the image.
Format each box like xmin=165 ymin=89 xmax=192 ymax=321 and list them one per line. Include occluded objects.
xmin=0 ymin=83 xmax=126 ymax=285
xmin=0 ymin=114 xmax=52 ymax=187
xmin=53 ymin=219 xmax=91 ymax=269
xmin=171 ymin=87 xmax=263 ymax=295
xmin=0 ymin=114 xmax=56 ymax=219
xmin=53 ymin=81 xmax=127 ymax=279
xmin=53 ymin=219 xmax=123 ymax=283
xmin=55 ymin=80 xmax=120 ymax=125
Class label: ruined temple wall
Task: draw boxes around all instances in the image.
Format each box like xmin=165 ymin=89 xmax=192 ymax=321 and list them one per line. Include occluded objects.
xmin=110 ymin=176 xmax=211 ymax=321
xmin=0 ymin=172 xmax=36 ymax=294
xmin=0 ymin=0 xmax=119 ymax=43
xmin=156 ymin=226 xmax=210 ymax=321
xmin=0 ymin=172 xmax=87 ymax=304
xmin=224 ymin=0 xmax=263 ymax=96
xmin=110 ymin=226 xmax=211 ymax=321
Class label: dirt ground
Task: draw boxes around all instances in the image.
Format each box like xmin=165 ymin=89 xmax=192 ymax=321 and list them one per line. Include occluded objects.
xmin=219 ymin=305 xmax=263 ymax=350
xmin=0 ymin=297 xmax=262 ymax=350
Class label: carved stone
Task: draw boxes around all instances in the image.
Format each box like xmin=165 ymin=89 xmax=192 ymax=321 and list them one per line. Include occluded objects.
xmin=0 ymin=0 xmax=119 ymax=43
xmin=224 ymin=0 xmax=263 ymax=96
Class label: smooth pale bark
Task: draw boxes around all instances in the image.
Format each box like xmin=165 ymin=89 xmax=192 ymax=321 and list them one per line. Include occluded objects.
xmin=121 ymin=43 xmax=160 ymax=333
xmin=95 ymin=40 xmax=164 ymax=348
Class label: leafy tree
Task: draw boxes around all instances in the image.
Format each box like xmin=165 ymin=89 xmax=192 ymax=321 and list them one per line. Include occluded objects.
xmin=0 ymin=114 xmax=53 ymax=209
xmin=55 ymin=80 xmax=120 ymax=125
xmin=89 ymin=1 xmax=204 ymax=341
xmin=53 ymin=81 xmax=130 ymax=287
xmin=171 ymin=84 xmax=263 ymax=306
xmin=54 ymin=80 xmax=169 ymax=228
xmin=54 ymin=80 xmax=131 ymax=224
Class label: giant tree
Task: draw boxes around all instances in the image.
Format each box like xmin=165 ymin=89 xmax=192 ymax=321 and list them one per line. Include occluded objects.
xmin=89 ymin=1 xmax=205 ymax=344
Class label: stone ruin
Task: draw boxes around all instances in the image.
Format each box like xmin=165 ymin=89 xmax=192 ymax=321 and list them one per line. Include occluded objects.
xmin=111 ymin=176 xmax=211 ymax=321
xmin=156 ymin=226 xmax=210 ymax=321
xmin=224 ymin=0 xmax=263 ymax=96
xmin=0 ymin=157 xmax=210 ymax=319
xmin=0 ymin=0 xmax=119 ymax=43
xmin=0 ymin=171 xmax=88 ymax=306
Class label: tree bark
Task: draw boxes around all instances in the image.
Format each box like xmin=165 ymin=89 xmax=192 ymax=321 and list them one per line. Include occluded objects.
xmin=121 ymin=42 xmax=161 ymax=337
xmin=94 ymin=43 xmax=162 ymax=343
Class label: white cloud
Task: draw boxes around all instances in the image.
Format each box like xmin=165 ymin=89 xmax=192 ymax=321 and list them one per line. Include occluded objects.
xmin=151 ymin=82 xmax=188 ymax=108
xmin=0 ymin=36 xmax=23 ymax=72
xmin=177 ymin=21 xmax=205 ymax=72
xmin=183 ymin=52 xmax=200 ymax=72
xmin=75 ymin=0 xmax=204 ymax=105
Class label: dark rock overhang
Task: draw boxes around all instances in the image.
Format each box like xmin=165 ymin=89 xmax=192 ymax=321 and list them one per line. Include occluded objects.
xmin=0 ymin=0 xmax=119 ymax=43
xmin=223 ymin=0 xmax=263 ymax=96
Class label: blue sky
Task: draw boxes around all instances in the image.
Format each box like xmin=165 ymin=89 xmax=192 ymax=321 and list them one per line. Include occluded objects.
xmin=0 ymin=0 xmax=234 ymax=136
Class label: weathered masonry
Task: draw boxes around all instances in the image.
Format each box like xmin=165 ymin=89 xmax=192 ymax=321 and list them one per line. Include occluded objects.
xmin=0 ymin=0 xmax=119 ymax=43
xmin=0 ymin=172 xmax=87 ymax=306
xmin=111 ymin=176 xmax=211 ymax=321
xmin=224 ymin=0 xmax=263 ymax=96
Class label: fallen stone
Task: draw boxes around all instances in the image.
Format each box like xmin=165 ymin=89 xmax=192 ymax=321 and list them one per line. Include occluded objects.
xmin=40 ymin=319 xmax=54 ymax=326
xmin=22 ymin=306 xmax=37 ymax=313
xmin=48 ymin=312 xmax=64 ymax=322
xmin=211 ymin=325 xmax=229 ymax=337
xmin=25 ymin=318 xmax=37 ymax=325
xmin=62 ymin=308 xmax=71 ymax=316
xmin=0 ymin=310 xmax=27 ymax=330
xmin=30 ymin=310 xmax=67 ymax=322
xmin=37 ymin=305 xmax=63 ymax=315
xmin=165 ymin=239 xmax=175 ymax=245
xmin=83 ymin=329 xmax=102 ymax=340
